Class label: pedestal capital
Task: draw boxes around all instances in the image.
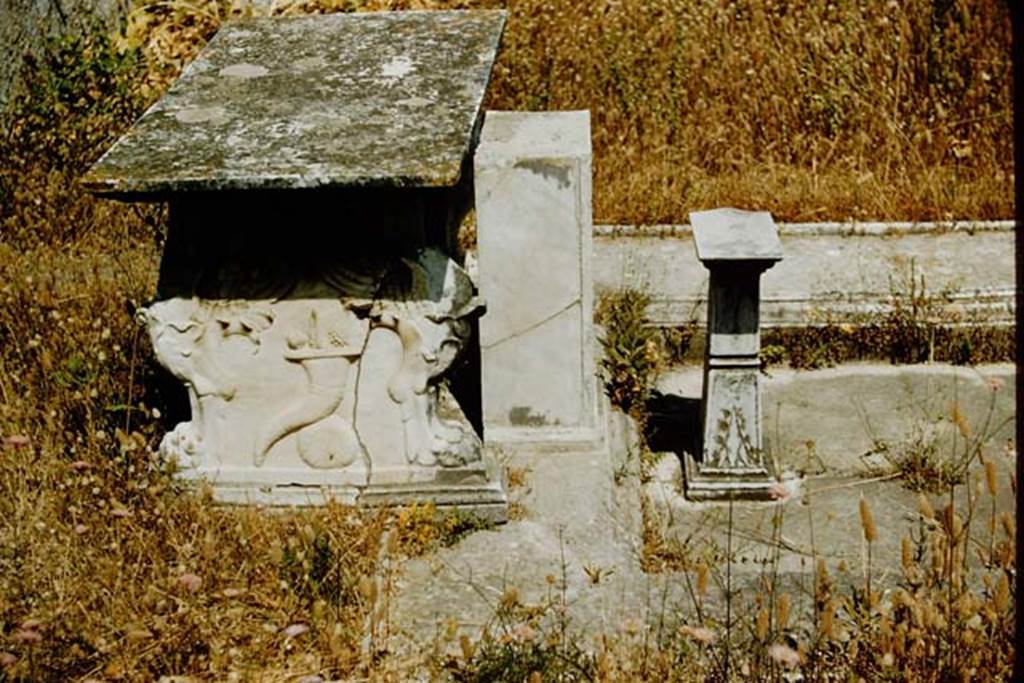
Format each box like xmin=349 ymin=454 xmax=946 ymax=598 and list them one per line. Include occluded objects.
xmin=690 ymin=208 xmax=782 ymax=270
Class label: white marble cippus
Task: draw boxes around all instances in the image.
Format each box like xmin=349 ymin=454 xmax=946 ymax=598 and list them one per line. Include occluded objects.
xmin=82 ymin=11 xmax=509 ymax=518
xmin=686 ymin=208 xmax=783 ymax=500
xmin=474 ymin=111 xmax=599 ymax=445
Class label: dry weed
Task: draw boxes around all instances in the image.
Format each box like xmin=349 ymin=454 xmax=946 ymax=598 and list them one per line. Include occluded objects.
xmin=0 ymin=1 xmax=1014 ymax=679
xmin=108 ymin=0 xmax=1014 ymax=224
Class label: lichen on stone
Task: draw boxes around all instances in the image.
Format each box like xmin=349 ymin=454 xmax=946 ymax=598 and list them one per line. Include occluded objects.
xmin=81 ymin=10 xmax=507 ymax=198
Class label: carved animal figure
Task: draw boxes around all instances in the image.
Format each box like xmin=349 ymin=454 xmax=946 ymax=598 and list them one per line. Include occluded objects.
xmin=372 ymin=248 xmax=482 ymax=467
xmin=139 ymin=298 xmax=273 ymax=469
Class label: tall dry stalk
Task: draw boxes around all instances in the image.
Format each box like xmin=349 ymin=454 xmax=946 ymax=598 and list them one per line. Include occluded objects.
xmin=859 ymin=494 xmax=878 ymax=610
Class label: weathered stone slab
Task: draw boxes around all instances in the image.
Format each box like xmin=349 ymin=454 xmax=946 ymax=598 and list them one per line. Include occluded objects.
xmin=593 ymin=227 xmax=1015 ymax=328
xmin=81 ymin=10 xmax=506 ymax=196
xmin=659 ymin=363 xmax=1016 ymax=475
xmin=474 ymin=111 xmax=598 ymax=443
xmin=691 ymin=208 xmax=783 ymax=263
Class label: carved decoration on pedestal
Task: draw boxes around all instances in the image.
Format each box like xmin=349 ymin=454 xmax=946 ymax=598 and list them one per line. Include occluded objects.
xmin=139 ymin=246 xmax=493 ymax=510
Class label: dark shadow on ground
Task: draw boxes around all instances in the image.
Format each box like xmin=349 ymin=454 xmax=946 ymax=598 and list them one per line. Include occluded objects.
xmin=643 ymin=391 xmax=702 ymax=463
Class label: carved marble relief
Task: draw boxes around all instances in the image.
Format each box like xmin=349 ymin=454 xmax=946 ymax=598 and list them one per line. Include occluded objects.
xmin=140 ymin=247 xmax=483 ymax=488
xmin=702 ymin=369 xmax=765 ymax=472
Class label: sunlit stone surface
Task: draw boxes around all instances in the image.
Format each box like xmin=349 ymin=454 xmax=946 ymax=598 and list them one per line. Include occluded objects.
xmin=82 ymin=11 xmax=506 ymax=195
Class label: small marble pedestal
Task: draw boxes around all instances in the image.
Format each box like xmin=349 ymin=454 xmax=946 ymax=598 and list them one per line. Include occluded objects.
xmin=685 ymin=208 xmax=783 ymax=500
xmin=82 ymin=11 xmax=509 ymax=519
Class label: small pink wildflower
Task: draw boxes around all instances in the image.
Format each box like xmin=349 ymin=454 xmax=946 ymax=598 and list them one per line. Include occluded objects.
xmin=20 ymin=619 xmax=41 ymax=630
xmin=768 ymin=643 xmax=801 ymax=667
xmin=0 ymin=652 xmax=17 ymax=667
xmin=177 ymin=573 xmax=202 ymax=592
xmin=680 ymin=625 xmax=717 ymax=645
xmin=768 ymin=482 xmax=791 ymax=502
xmin=985 ymin=376 xmax=1005 ymax=392
xmin=74 ymin=524 xmax=88 ymax=535
xmin=3 ymin=435 xmax=30 ymax=448
xmin=512 ymin=623 xmax=537 ymax=642
xmin=282 ymin=623 xmax=310 ymax=638
xmin=13 ymin=628 xmax=42 ymax=644
xmin=768 ymin=478 xmax=801 ymax=502
xmin=69 ymin=460 xmax=93 ymax=471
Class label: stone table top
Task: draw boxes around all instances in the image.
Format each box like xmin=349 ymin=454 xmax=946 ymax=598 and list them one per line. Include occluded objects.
xmin=690 ymin=208 xmax=783 ymax=264
xmin=81 ymin=10 xmax=507 ymax=198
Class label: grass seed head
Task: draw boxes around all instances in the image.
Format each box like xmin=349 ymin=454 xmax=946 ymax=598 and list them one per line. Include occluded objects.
xmin=984 ymin=458 xmax=998 ymax=496
xmin=777 ymin=594 xmax=791 ymax=631
xmin=859 ymin=495 xmax=878 ymax=543
xmin=918 ymin=493 xmax=935 ymax=520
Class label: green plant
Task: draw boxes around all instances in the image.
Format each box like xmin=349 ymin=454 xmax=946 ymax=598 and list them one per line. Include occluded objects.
xmin=758 ymin=259 xmax=1014 ymax=370
xmin=596 ymin=289 xmax=661 ymax=414
xmin=658 ymin=319 xmax=700 ymax=364
xmin=864 ymin=379 xmax=1012 ymax=494
xmin=0 ymin=23 xmax=154 ymax=249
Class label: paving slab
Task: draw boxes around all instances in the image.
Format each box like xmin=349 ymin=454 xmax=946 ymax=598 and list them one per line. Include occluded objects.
xmin=657 ymin=363 xmax=1015 ymax=474
xmin=645 ymin=458 xmax=1016 ymax=618
xmin=389 ymin=440 xmax=653 ymax=649
xmin=386 ymin=361 xmax=1017 ymax=656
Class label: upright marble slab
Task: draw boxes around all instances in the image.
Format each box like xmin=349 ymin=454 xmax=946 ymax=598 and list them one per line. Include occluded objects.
xmin=687 ymin=208 xmax=783 ymax=500
xmin=82 ymin=11 xmax=509 ymax=519
xmin=473 ymin=111 xmax=599 ymax=444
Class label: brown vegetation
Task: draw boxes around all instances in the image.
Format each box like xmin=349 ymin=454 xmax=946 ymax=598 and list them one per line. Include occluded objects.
xmin=0 ymin=0 xmax=1015 ymax=679
xmin=112 ymin=0 xmax=1014 ymax=223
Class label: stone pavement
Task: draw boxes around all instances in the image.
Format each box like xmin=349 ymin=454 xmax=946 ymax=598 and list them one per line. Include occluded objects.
xmin=386 ymin=362 xmax=1016 ymax=653
xmin=388 ymin=419 xmax=655 ymax=651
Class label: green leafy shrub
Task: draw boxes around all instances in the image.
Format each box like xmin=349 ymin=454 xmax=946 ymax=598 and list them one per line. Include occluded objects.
xmin=0 ymin=24 xmax=156 ymax=249
xmin=596 ymin=289 xmax=661 ymax=414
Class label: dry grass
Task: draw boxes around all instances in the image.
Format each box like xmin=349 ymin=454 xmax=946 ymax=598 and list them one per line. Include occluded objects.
xmin=494 ymin=0 xmax=1013 ymax=223
xmin=631 ymin=467 xmax=1017 ymax=682
xmin=106 ymin=0 xmax=1013 ymax=224
xmin=0 ymin=241 xmax=376 ymax=680
xmin=436 ymin=473 xmax=1016 ymax=681
xmin=0 ymin=241 xmax=470 ymax=680
xmin=0 ymin=0 xmax=1015 ymax=679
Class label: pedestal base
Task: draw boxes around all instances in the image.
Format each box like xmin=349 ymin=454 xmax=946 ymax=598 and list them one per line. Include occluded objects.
xmin=685 ymin=364 xmax=776 ymax=501
xmin=176 ymin=459 xmax=508 ymax=521
xmin=682 ymin=454 xmax=777 ymax=501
